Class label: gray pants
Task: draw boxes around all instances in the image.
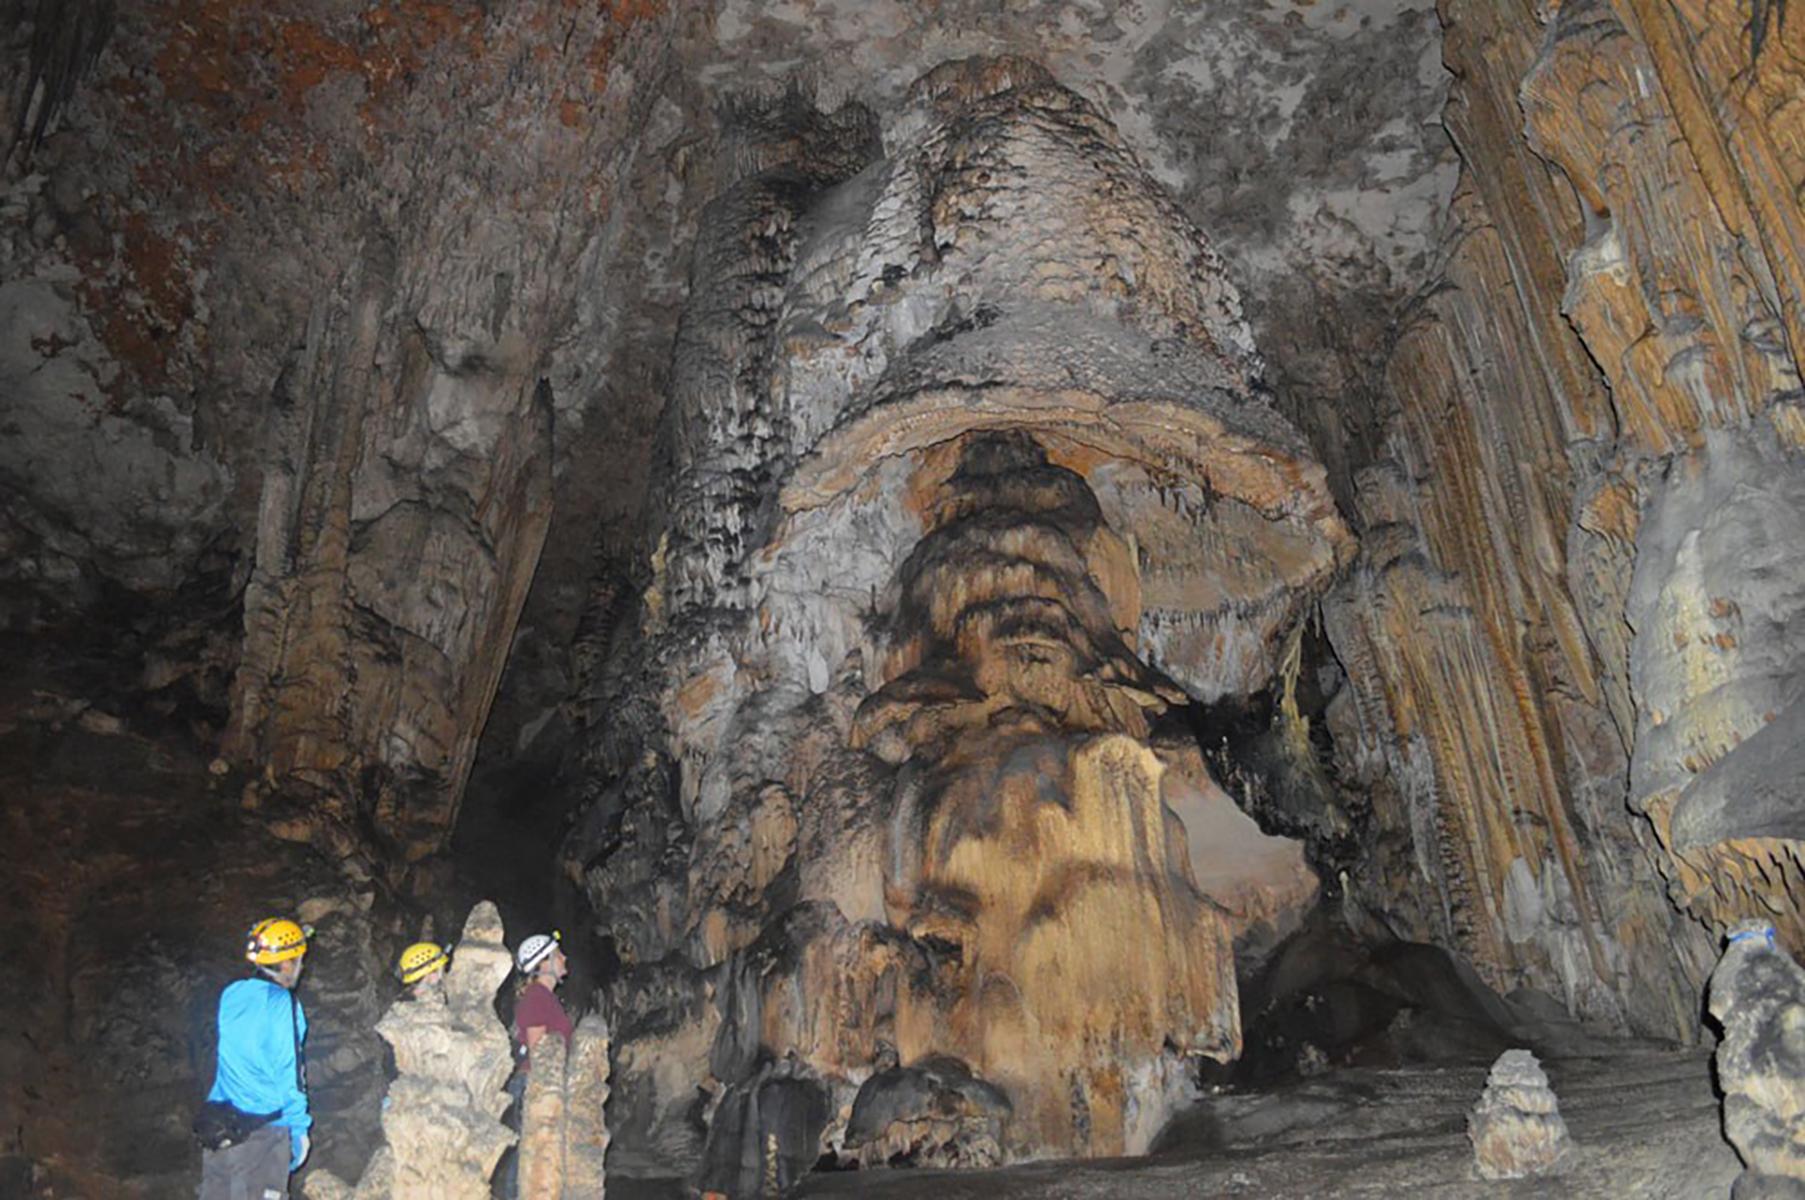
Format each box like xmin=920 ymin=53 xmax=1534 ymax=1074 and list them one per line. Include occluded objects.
xmin=198 ymin=1123 xmax=289 ymax=1200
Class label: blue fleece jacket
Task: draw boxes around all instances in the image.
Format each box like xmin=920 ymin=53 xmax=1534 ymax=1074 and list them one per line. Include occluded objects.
xmin=206 ymin=977 xmax=310 ymax=1164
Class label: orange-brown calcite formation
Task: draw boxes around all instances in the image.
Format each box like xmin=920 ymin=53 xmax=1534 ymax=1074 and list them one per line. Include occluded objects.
xmin=1326 ymin=0 xmax=1805 ymax=1043
xmin=852 ymin=434 xmax=1241 ymax=1157
xmin=600 ymin=58 xmax=1334 ymax=1175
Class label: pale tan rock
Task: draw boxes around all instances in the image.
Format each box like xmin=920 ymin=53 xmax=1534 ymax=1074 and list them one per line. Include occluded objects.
xmin=518 ymin=1014 xmax=611 ymax=1199
xmin=1317 ymin=0 xmax=1805 ymax=1046
xmin=1467 ymin=1049 xmax=1571 ymax=1180
xmin=564 ymin=1019 xmax=612 ymax=1197
xmin=305 ymin=901 xmax=516 ymax=1200
xmin=599 ymin=57 xmax=1336 ymax=1169
xmin=518 ymin=1039 xmax=568 ymax=1200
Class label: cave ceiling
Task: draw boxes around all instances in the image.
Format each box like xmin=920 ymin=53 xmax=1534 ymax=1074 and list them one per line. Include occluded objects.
xmin=0 ymin=0 xmax=1454 ymax=640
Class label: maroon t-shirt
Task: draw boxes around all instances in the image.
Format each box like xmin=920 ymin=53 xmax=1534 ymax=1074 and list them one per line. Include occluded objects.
xmin=513 ymin=981 xmax=573 ymax=1069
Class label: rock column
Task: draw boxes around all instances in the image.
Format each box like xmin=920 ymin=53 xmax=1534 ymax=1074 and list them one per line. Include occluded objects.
xmin=1710 ymin=920 xmax=1805 ymax=1196
xmin=583 ymin=56 xmax=1346 ymax=1172
xmin=518 ymin=1015 xmax=612 ymax=1199
xmin=307 ymin=901 xmax=516 ymax=1200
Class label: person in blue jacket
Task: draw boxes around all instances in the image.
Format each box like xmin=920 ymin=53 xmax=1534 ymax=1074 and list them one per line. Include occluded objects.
xmin=199 ymin=916 xmax=313 ymax=1200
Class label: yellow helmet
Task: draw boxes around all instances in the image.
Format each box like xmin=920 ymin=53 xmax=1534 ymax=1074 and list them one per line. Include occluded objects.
xmin=397 ymin=941 xmax=451 ymax=985
xmin=245 ymin=917 xmax=310 ymax=965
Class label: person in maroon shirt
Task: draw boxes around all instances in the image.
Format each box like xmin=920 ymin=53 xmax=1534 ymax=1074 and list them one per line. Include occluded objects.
xmin=511 ymin=931 xmax=572 ymax=1066
xmin=496 ymin=930 xmax=573 ymax=1197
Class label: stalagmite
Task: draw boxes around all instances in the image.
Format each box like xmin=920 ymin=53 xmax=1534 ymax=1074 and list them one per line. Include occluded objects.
xmin=306 ymin=902 xmax=516 ymax=1200
xmin=582 ymin=55 xmax=1341 ymax=1172
xmin=1466 ymin=1048 xmax=1571 ymax=1180
xmin=517 ymin=1015 xmax=612 ymax=1199
xmin=1709 ymin=920 xmax=1805 ymax=1196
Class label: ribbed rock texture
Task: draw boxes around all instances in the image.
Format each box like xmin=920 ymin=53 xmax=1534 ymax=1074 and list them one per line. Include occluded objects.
xmin=1320 ymin=0 xmax=1805 ymax=1044
xmin=2 ymin=0 xmax=678 ymax=886
xmin=1467 ymin=1048 xmax=1571 ymax=1180
xmin=207 ymin=0 xmax=642 ymax=874
xmin=517 ymin=1015 xmax=612 ymax=1200
xmin=307 ymin=901 xmax=516 ymax=1200
xmin=578 ymin=57 xmax=1337 ymax=1173
xmin=1709 ymin=921 xmax=1805 ymax=1196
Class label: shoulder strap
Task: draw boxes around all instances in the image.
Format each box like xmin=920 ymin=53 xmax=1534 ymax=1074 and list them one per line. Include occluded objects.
xmin=289 ymin=990 xmax=306 ymax=1093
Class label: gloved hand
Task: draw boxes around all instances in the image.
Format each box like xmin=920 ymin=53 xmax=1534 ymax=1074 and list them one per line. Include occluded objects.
xmin=290 ymin=1128 xmax=311 ymax=1172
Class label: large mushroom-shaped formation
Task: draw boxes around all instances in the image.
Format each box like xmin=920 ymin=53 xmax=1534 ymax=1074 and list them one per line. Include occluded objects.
xmin=587 ymin=56 xmax=1350 ymax=1175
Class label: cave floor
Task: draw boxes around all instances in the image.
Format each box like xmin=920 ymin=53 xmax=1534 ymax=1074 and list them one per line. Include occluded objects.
xmin=783 ymin=1046 xmax=1736 ymax=1199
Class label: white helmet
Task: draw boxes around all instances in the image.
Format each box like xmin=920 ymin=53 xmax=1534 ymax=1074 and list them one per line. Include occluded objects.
xmin=517 ymin=931 xmax=560 ymax=973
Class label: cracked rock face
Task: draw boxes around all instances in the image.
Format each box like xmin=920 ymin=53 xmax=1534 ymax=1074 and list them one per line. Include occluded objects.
xmin=580 ymin=57 xmax=1336 ymax=1172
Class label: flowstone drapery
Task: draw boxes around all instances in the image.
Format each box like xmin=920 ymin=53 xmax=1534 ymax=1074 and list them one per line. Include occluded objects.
xmin=577 ymin=56 xmax=1347 ymax=1175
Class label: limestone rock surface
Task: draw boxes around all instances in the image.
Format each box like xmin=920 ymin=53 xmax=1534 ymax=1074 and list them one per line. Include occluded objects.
xmin=843 ymin=1054 xmax=1011 ymax=1170
xmin=581 ymin=57 xmax=1337 ymax=1173
xmin=1467 ymin=1048 xmax=1570 ymax=1180
xmin=1320 ymin=0 xmax=1805 ymax=1047
xmin=518 ymin=1014 xmax=611 ymax=1200
xmin=1710 ymin=920 xmax=1805 ymax=1194
xmin=307 ymin=901 xmax=515 ymax=1200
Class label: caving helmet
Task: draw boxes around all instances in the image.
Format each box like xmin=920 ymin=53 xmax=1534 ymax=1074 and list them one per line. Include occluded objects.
xmin=397 ymin=941 xmax=452 ymax=985
xmin=516 ymin=930 xmax=560 ymax=974
xmin=246 ymin=917 xmax=311 ymax=965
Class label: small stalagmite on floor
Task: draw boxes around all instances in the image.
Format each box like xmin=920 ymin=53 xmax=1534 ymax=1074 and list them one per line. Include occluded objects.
xmin=1709 ymin=920 xmax=1805 ymax=1197
xmin=307 ymin=901 xmax=516 ymax=1200
xmin=1466 ymin=1048 xmax=1570 ymax=1180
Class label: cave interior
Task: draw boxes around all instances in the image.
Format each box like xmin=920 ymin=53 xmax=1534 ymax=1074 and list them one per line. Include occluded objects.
xmin=4 ymin=0 xmax=1805 ymax=1197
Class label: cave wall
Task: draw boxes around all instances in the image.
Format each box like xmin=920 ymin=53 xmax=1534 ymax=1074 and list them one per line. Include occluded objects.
xmin=0 ymin=3 xmax=678 ymax=1194
xmin=2 ymin=0 xmax=681 ymax=873
xmin=1 ymin=0 xmax=1455 ymax=872
xmin=1325 ymin=0 xmax=1805 ymax=1041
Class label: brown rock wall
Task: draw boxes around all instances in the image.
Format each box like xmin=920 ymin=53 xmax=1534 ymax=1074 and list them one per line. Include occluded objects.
xmin=199 ymin=2 xmax=673 ymax=868
xmin=1335 ymin=0 xmax=1805 ymax=1039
